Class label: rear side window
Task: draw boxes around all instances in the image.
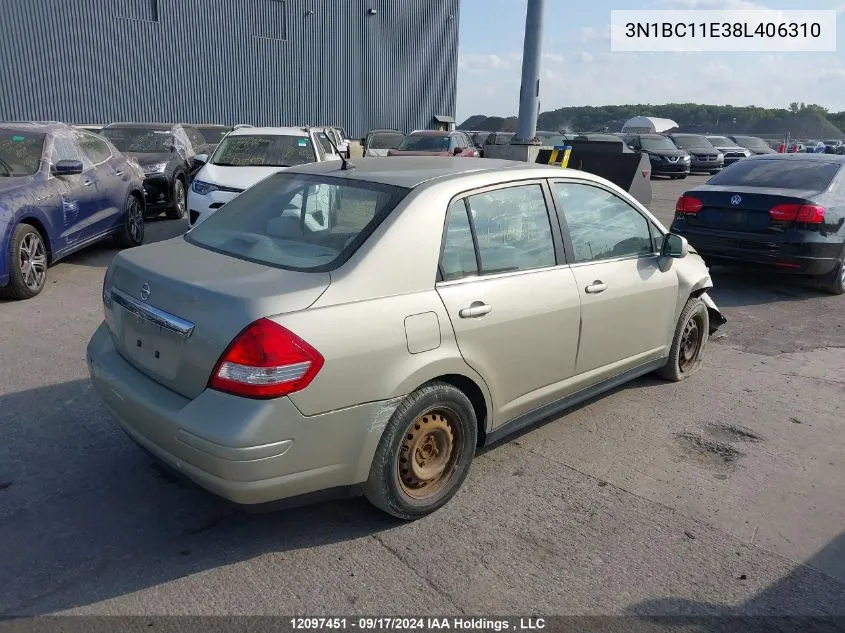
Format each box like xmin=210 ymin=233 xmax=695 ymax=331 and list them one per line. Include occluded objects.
xmin=440 ymin=200 xmax=478 ymax=281
xmin=77 ymin=132 xmax=112 ymax=164
xmin=466 ymin=184 xmax=556 ymax=274
xmin=186 ymin=173 xmax=409 ymax=271
xmin=707 ymin=159 xmax=840 ymax=191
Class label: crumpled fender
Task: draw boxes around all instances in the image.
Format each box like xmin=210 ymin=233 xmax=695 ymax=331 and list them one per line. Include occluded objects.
xmin=700 ymin=291 xmax=727 ymax=334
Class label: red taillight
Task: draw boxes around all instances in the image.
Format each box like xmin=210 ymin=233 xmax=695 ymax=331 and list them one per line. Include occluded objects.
xmin=209 ymin=318 xmax=324 ymax=399
xmin=769 ymin=204 xmax=825 ymax=223
xmin=676 ymin=195 xmax=703 ymax=214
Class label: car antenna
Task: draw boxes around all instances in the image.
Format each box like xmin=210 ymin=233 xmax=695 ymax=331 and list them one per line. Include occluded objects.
xmin=322 ymin=127 xmax=354 ymax=170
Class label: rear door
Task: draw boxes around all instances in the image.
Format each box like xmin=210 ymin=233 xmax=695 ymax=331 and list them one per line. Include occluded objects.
xmin=435 ymin=181 xmax=582 ymax=426
xmin=551 ymin=180 xmax=678 ymax=379
xmin=48 ymin=133 xmax=99 ymax=250
xmin=76 ymin=131 xmax=126 ymax=237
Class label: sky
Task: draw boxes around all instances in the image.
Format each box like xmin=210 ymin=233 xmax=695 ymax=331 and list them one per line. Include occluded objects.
xmin=456 ymin=0 xmax=845 ymax=122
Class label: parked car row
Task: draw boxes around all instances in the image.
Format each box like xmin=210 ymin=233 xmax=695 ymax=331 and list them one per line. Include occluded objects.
xmin=620 ymin=132 xmax=773 ymax=179
xmin=0 ymin=119 xmax=238 ymax=299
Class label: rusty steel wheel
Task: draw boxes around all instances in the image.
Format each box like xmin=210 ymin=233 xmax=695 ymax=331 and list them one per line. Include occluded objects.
xmin=657 ymin=296 xmax=709 ymax=382
xmin=397 ymin=410 xmax=461 ymax=500
xmin=364 ymin=381 xmax=478 ymax=521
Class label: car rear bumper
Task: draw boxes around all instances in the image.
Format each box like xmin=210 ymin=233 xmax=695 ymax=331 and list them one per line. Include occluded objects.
xmin=677 ymin=229 xmax=842 ymax=275
xmin=86 ymin=322 xmax=393 ymax=506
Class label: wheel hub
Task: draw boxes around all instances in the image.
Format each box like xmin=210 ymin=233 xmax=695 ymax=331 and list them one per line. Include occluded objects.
xmin=19 ymin=232 xmax=46 ymax=290
xmin=398 ymin=412 xmax=456 ymax=498
xmin=679 ymin=316 xmax=703 ymax=370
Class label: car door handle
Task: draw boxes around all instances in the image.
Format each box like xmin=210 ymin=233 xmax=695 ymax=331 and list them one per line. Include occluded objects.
xmin=585 ymin=281 xmax=607 ymax=294
xmin=459 ymin=302 xmax=492 ymax=318
xmin=114 ymin=170 xmax=124 ymax=177
xmin=82 ymin=180 xmax=94 ymax=187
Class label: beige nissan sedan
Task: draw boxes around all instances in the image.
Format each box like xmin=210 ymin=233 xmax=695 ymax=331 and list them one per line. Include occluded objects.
xmin=87 ymin=157 xmax=725 ymax=520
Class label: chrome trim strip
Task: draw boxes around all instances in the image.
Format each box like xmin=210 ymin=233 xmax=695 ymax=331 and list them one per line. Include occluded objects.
xmin=110 ymin=289 xmax=195 ymax=338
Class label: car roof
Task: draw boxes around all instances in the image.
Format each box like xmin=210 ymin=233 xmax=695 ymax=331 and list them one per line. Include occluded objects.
xmin=103 ymin=122 xmax=175 ymax=130
xmin=407 ymin=130 xmax=453 ymax=136
xmin=742 ymin=153 xmax=845 ymax=165
xmin=1 ymin=121 xmax=71 ymax=133
xmin=284 ymin=156 xmax=593 ymax=188
xmin=228 ymin=126 xmax=309 ymax=137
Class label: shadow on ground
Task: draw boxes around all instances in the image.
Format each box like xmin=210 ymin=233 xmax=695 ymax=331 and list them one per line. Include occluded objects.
xmin=626 ymin=531 xmax=845 ymax=629
xmin=706 ymin=265 xmax=830 ymax=310
xmin=0 ymin=378 xmax=396 ymax=616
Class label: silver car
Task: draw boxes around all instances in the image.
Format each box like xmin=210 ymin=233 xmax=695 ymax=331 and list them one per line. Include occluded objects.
xmin=87 ymin=158 xmax=725 ymax=520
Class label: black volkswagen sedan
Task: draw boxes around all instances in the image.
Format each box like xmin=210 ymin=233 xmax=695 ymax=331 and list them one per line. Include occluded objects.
xmin=671 ymin=154 xmax=845 ymax=294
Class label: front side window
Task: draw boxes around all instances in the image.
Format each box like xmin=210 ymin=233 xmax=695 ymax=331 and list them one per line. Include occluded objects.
xmin=0 ymin=130 xmax=45 ymax=177
xmin=210 ymin=134 xmax=317 ymax=167
xmin=51 ymin=134 xmax=85 ymax=165
xmin=554 ymin=182 xmax=654 ymax=263
xmin=186 ymin=172 xmax=409 ymax=271
xmin=466 ymin=184 xmax=556 ymax=274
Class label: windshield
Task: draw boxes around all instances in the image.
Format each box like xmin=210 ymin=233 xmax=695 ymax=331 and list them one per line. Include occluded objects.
xmin=102 ymin=127 xmax=174 ymax=153
xmin=210 ymin=134 xmax=317 ymax=167
xmin=707 ymin=136 xmax=737 ymax=146
xmin=186 ymin=173 xmax=410 ymax=271
xmin=732 ymin=136 xmax=769 ymax=149
xmin=672 ymin=135 xmax=714 ymax=149
xmin=397 ymin=134 xmax=450 ymax=151
xmin=196 ymin=126 xmax=230 ymax=143
xmin=368 ymin=132 xmax=405 ymax=150
xmin=640 ymin=136 xmax=677 ymax=151
xmin=708 ymin=159 xmax=840 ymax=191
xmin=0 ymin=130 xmax=45 ymax=177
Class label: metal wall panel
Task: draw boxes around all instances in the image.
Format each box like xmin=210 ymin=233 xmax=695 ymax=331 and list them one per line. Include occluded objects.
xmin=0 ymin=0 xmax=459 ymax=138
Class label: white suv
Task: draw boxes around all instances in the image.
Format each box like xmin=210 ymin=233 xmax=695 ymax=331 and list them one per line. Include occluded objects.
xmin=187 ymin=126 xmax=341 ymax=227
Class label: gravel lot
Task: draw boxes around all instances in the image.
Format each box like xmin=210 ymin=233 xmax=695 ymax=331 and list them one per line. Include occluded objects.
xmin=1 ymin=174 xmax=844 ymax=617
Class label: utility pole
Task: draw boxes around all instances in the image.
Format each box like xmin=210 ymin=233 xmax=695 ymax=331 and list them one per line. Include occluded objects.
xmin=513 ymin=0 xmax=546 ymax=144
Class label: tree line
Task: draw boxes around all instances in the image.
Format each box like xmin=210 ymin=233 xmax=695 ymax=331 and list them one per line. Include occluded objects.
xmin=532 ymin=102 xmax=845 ymax=133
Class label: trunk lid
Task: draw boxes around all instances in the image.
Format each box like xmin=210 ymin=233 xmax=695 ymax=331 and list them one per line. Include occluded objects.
xmin=683 ymin=185 xmax=820 ymax=233
xmin=104 ymin=237 xmax=329 ymax=399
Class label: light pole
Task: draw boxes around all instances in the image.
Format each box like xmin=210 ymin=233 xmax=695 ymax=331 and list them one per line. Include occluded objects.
xmin=513 ymin=0 xmax=546 ymax=144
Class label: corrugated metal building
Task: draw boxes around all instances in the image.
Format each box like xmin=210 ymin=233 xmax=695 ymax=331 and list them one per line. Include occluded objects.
xmin=0 ymin=0 xmax=459 ymax=138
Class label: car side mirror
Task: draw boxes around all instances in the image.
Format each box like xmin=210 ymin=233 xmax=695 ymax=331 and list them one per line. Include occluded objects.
xmin=662 ymin=233 xmax=689 ymax=259
xmin=194 ymin=153 xmax=208 ymax=166
xmin=51 ymin=160 xmax=84 ymax=176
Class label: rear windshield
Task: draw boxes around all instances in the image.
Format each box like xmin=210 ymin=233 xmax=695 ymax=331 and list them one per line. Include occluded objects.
xmin=707 ymin=159 xmax=840 ymax=191
xmin=368 ymin=132 xmax=405 ymax=149
xmin=671 ymin=135 xmax=713 ymax=149
xmin=490 ymin=133 xmax=515 ymax=145
xmin=398 ymin=134 xmax=451 ymax=151
xmin=211 ymin=134 xmax=316 ymax=167
xmin=537 ymin=132 xmax=567 ymax=146
xmin=185 ymin=172 xmax=410 ymax=271
xmin=0 ymin=130 xmax=45 ymax=177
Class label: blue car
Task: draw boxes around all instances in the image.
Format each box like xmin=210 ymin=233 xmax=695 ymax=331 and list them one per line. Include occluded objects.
xmin=0 ymin=122 xmax=146 ymax=299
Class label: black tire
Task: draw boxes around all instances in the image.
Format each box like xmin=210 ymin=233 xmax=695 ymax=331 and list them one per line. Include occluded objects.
xmin=115 ymin=194 xmax=145 ymax=248
xmin=817 ymin=247 xmax=845 ymax=295
xmin=678 ymin=174 xmax=688 ymax=179
xmin=363 ymin=381 xmax=478 ymax=521
xmin=165 ymin=176 xmax=187 ymax=220
xmin=656 ymin=296 xmax=709 ymax=382
xmin=0 ymin=224 xmax=48 ymax=300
